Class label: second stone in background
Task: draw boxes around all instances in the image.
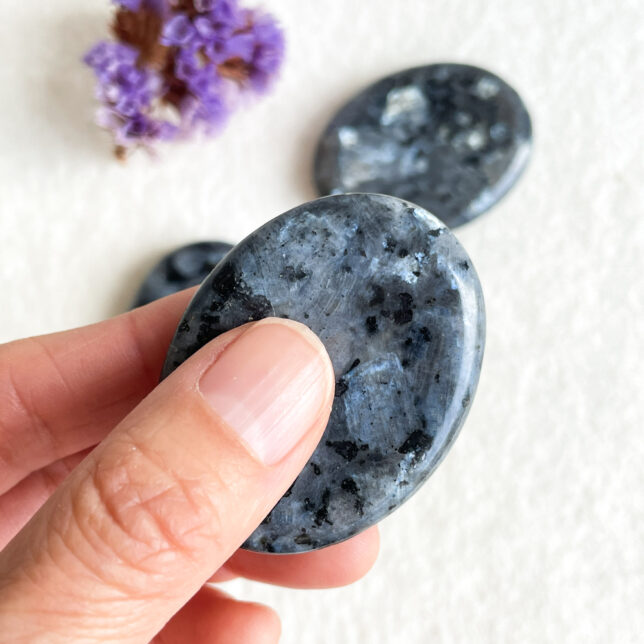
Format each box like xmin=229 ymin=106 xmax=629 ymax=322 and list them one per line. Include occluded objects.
xmin=314 ymin=63 xmax=532 ymax=228
xmin=132 ymin=241 xmax=234 ymax=308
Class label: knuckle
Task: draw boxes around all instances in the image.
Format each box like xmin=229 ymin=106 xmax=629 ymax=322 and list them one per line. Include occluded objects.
xmin=71 ymin=433 xmax=225 ymax=576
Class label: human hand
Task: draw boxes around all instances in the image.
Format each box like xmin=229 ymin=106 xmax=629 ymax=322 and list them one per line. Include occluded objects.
xmin=0 ymin=291 xmax=379 ymax=643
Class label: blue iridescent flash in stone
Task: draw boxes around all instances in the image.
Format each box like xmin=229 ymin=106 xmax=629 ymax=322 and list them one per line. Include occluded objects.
xmin=314 ymin=64 xmax=532 ymax=228
xmin=162 ymin=194 xmax=485 ymax=552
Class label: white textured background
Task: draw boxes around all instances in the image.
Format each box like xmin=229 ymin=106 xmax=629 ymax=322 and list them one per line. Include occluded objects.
xmin=1 ymin=1 xmax=643 ymax=642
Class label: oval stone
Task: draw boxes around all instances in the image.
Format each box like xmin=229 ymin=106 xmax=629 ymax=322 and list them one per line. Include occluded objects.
xmin=314 ymin=64 xmax=532 ymax=228
xmin=162 ymin=194 xmax=485 ymax=553
xmin=132 ymin=241 xmax=233 ymax=308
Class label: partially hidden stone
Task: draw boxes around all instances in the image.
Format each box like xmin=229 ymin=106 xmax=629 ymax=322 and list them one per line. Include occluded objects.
xmin=314 ymin=63 xmax=532 ymax=228
xmin=132 ymin=241 xmax=233 ymax=308
xmin=162 ymin=194 xmax=485 ymax=553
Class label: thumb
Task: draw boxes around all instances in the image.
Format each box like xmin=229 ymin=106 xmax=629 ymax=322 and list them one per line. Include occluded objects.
xmin=0 ymin=318 xmax=334 ymax=643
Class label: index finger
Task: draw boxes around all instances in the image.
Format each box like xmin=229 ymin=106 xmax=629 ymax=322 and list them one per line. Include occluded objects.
xmin=0 ymin=289 xmax=194 ymax=494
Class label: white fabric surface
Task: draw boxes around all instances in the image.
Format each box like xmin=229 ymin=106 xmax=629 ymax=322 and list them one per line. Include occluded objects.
xmin=1 ymin=1 xmax=643 ymax=642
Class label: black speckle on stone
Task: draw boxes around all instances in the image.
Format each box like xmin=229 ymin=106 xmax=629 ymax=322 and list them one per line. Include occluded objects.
xmin=393 ymin=309 xmax=414 ymax=325
xmin=281 ymin=265 xmax=309 ymax=282
xmin=366 ymin=316 xmax=378 ymax=334
xmin=384 ymin=236 xmax=397 ymax=252
xmin=341 ymin=478 xmax=358 ymax=494
xmin=283 ymin=481 xmax=295 ymax=498
xmin=428 ymin=229 xmax=442 ymax=238
xmin=462 ymin=393 xmax=471 ymax=408
xmin=341 ymin=478 xmax=365 ymax=516
xmin=398 ymin=430 xmax=434 ymax=465
xmin=398 ymin=248 xmax=409 ymax=258
xmin=399 ymin=293 xmax=414 ymax=308
xmin=434 ymin=373 xmax=440 ymax=383
xmin=335 ymin=379 xmax=348 ymax=397
xmin=304 ymin=497 xmax=316 ymax=512
xmin=393 ymin=293 xmax=414 ymax=325
xmin=260 ymin=537 xmax=276 ymax=553
xmin=310 ymin=462 xmax=322 ymax=476
xmin=326 ymin=440 xmax=360 ymax=462
xmin=460 ymin=261 xmax=470 ymax=271
xmin=211 ymin=262 xmax=238 ymax=299
xmin=342 ymin=265 xmax=352 ymax=273
xmin=178 ymin=320 xmax=190 ymax=333
xmin=314 ymin=489 xmax=332 ymax=526
xmin=349 ymin=359 xmax=361 ymax=372
xmin=294 ymin=531 xmax=313 ymax=546
xmin=404 ymin=337 xmax=413 ymax=347
xmin=261 ymin=514 xmax=272 ymax=525
xmin=369 ymin=285 xmax=385 ymax=307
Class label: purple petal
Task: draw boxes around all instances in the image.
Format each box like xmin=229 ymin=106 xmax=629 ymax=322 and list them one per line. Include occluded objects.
xmin=225 ymin=33 xmax=255 ymax=61
xmin=194 ymin=15 xmax=217 ymax=39
xmin=161 ymin=14 xmax=196 ymax=46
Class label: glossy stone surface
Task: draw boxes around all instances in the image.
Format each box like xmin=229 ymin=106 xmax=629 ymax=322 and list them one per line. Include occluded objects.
xmin=133 ymin=241 xmax=233 ymax=308
xmin=162 ymin=194 xmax=485 ymax=552
xmin=314 ymin=64 xmax=532 ymax=228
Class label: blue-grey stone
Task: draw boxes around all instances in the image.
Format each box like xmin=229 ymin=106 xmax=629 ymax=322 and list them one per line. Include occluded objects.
xmin=132 ymin=241 xmax=233 ymax=308
xmin=314 ymin=64 xmax=532 ymax=228
xmin=162 ymin=194 xmax=485 ymax=553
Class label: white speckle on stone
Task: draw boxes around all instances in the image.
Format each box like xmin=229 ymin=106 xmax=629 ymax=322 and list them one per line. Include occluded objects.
xmin=380 ymin=86 xmax=427 ymax=127
xmin=338 ymin=126 xmax=359 ymax=146
xmin=466 ymin=128 xmax=487 ymax=150
xmin=490 ymin=122 xmax=509 ymax=142
xmin=455 ymin=111 xmax=473 ymax=126
xmin=474 ymin=76 xmax=500 ymax=99
xmin=452 ymin=126 xmax=487 ymax=152
xmin=437 ymin=124 xmax=451 ymax=143
xmin=394 ymin=255 xmax=420 ymax=284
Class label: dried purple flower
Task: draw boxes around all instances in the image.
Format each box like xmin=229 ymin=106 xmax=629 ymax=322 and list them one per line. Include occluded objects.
xmin=85 ymin=0 xmax=285 ymax=158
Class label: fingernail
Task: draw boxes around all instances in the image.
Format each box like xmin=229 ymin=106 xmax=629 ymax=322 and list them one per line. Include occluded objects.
xmin=199 ymin=319 xmax=331 ymax=465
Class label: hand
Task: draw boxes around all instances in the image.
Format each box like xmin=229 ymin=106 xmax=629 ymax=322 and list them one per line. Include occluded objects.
xmin=0 ymin=291 xmax=379 ymax=643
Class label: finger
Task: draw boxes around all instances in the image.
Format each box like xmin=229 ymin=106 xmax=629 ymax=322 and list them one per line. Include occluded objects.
xmin=208 ymin=565 xmax=239 ymax=583
xmin=221 ymin=526 xmax=380 ymax=589
xmin=0 ymin=288 xmax=194 ymax=494
xmin=2 ymin=463 xmax=379 ymax=590
xmin=0 ymin=318 xmax=334 ymax=643
xmin=156 ymin=586 xmax=280 ymax=644
xmin=0 ymin=448 xmax=93 ymax=549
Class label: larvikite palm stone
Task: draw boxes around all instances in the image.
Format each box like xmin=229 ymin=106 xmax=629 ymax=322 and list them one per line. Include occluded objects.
xmin=314 ymin=63 xmax=532 ymax=228
xmin=162 ymin=194 xmax=485 ymax=553
xmin=133 ymin=241 xmax=233 ymax=307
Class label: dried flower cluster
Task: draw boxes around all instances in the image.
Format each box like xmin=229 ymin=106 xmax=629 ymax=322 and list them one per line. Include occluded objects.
xmin=84 ymin=0 xmax=285 ymax=157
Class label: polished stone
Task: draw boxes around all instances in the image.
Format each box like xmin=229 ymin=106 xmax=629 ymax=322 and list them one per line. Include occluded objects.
xmin=314 ymin=63 xmax=532 ymax=228
xmin=162 ymin=194 xmax=485 ymax=552
xmin=132 ymin=241 xmax=233 ymax=307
